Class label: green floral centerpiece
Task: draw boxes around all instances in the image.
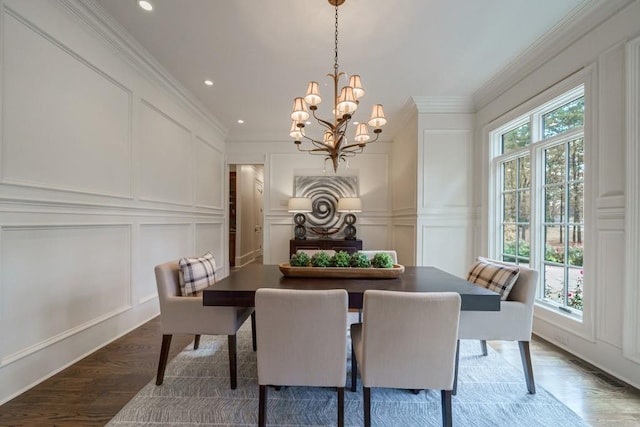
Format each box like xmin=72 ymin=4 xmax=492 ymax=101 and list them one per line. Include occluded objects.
xmin=289 ymin=251 xmax=311 ymax=267
xmin=287 ymin=251 xmax=395 ymax=269
xmin=371 ymin=252 xmax=394 ymax=269
xmin=310 ymin=251 xmax=332 ymax=267
xmin=331 ymin=251 xmax=351 ymax=267
xmin=283 ymin=250 xmax=402 ymax=278
xmin=350 ymin=252 xmax=371 ymax=268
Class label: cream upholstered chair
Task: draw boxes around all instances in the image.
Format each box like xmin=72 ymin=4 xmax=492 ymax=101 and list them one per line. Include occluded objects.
xmin=154 ymin=259 xmax=255 ymax=389
xmin=351 ymin=290 xmax=461 ymax=427
xmin=255 ymin=288 xmax=348 ymax=427
xmin=454 ymin=258 xmax=539 ymax=394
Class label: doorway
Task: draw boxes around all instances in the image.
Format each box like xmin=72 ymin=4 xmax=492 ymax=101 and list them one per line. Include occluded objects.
xmin=228 ymin=164 xmax=264 ymax=268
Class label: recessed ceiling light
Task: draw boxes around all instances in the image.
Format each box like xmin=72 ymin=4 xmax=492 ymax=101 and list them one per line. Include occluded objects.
xmin=353 ymin=121 xmax=359 ymax=125
xmin=237 ymin=119 xmax=245 ymax=124
xmin=204 ymin=80 xmax=214 ymax=86
xmin=305 ymin=121 xmax=311 ymax=125
xmin=138 ymin=1 xmax=153 ymax=12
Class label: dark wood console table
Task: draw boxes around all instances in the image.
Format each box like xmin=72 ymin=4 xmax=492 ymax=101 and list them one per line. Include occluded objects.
xmin=289 ymin=238 xmax=362 ymax=257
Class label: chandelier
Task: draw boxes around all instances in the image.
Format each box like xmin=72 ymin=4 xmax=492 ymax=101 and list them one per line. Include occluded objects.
xmin=289 ymin=0 xmax=386 ymax=173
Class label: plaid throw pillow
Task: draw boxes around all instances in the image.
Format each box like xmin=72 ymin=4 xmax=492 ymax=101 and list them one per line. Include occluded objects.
xmin=466 ymin=259 xmax=520 ymax=300
xmin=178 ymin=252 xmax=216 ymax=296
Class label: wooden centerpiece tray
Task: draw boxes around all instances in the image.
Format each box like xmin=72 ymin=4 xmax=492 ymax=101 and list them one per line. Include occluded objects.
xmin=278 ymin=263 xmax=405 ymax=279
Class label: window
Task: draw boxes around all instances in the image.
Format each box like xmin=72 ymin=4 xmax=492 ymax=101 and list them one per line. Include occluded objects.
xmin=492 ymin=86 xmax=585 ymax=317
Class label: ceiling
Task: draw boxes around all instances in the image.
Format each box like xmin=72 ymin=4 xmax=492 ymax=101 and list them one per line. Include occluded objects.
xmin=93 ymin=0 xmax=591 ymax=142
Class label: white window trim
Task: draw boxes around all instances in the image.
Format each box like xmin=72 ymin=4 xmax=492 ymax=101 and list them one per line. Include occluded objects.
xmin=486 ymin=67 xmax=596 ymax=342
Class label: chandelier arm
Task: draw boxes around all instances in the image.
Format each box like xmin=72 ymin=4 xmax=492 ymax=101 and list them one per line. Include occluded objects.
xmin=295 ymin=143 xmax=332 ymax=155
xmin=310 ymin=109 xmax=337 ymax=131
xmin=299 ymin=133 xmax=334 ymax=149
xmin=340 ymin=145 xmax=364 ymax=155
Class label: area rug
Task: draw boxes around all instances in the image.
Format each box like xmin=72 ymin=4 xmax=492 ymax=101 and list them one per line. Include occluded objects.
xmin=107 ymin=321 xmax=589 ymax=427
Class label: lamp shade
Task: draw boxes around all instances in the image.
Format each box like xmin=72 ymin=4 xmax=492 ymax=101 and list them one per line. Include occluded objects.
xmin=368 ymin=104 xmax=386 ymax=128
xmin=354 ymin=123 xmax=370 ymax=142
xmin=336 ymin=87 xmax=357 ymax=116
xmin=291 ymin=97 xmax=310 ymax=122
xmin=287 ymin=197 xmax=313 ymax=212
xmin=348 ymin=75 xmax=365 ymax=99
xmin=337 ymin=197 xmax=362 ymax=212
xmin=289 ymin=121 xmax=305 ymax=139
xmin=304 ymin=81 xmax=322 ymax=106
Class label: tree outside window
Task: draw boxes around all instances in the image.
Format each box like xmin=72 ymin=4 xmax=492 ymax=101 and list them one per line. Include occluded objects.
xmin=495 ymin=90 xmax=585 ymax=314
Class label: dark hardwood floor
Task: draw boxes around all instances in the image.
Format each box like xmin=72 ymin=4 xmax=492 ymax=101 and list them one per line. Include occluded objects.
xmin=0 ymin=316 xmax=193 ymax=426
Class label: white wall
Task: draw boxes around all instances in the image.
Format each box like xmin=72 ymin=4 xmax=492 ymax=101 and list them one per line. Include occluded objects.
xmin=226 ymin=140 xmax=394 ymax=265
xmin=0 ymin=0 xmax=227 ymax=403
xmin=390 ymin=106 xmax=418 ymax=266
xmin=474 ymin=0 xmax=640 ymax=388
xmin=415 ymin=99 xmax=475 ymax=276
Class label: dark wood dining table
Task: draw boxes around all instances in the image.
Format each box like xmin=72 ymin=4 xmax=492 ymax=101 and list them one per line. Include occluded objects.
xmin=202 ymin=264 xmax=500 ymax=311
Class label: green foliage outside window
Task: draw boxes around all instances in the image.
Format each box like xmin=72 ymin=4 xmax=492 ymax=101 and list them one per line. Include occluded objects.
xmin=543 ymin=97 xmax=584 ymax=138
xmin=502 ymin=122 xmax=531 ymax=153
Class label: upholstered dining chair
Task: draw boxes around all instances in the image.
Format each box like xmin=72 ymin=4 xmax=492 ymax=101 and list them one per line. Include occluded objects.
xmin=454 ymin=258 xmax=539 ymax=395
xmin=351 ymin=290 xmax=461 ymax=427
xmin=255 ymin=288 xmax=348 ymax=427
xmin=154 ymin=259 xmax=255 ymax=389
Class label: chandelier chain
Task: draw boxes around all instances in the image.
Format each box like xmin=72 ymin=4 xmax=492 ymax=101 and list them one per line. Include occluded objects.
xmin=334 ymin=3 xmax=339 ymax=73
xmin=289 ymin=0 xmax=386 ymax=173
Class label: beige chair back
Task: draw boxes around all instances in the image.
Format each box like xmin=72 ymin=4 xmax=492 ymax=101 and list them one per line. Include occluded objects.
xmin=360 ymin=290 xmax=461 ymax=390
xmin=255 ymin=288 xmax=348 ymax=387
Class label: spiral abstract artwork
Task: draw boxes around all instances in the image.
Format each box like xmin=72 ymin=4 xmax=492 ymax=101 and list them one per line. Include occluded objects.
xmin=294 ymin=175 xmax=358 ymax=238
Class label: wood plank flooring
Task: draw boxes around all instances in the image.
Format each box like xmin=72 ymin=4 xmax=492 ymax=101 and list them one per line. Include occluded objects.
xmin=491 ymin=338 xmax=640 ymax=426
xmin=0 ymin=317 xmax=194 ymax=426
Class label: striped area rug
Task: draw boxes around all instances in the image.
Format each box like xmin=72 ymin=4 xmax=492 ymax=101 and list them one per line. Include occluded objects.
xmin=107 ymin=321 xmax=589 ymax=426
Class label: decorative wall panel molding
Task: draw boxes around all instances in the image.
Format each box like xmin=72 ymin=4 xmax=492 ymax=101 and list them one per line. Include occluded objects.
xmin=2 ymin=9 xmax=132 ymax=198
xmin=195 ymin=222 xmax=224 ymax=267
xmin=623 ymin=35 xmax=640 ymax=364
xmin=195 ymin=137 xmax=224 ymax=210
xmin=420 ymin=224 xmax=471 ymax=276
xmin=596 ymin=231 xmax=624 ymax=348
xmin=0 ymin=224 xmax=131 ymax=365
xmin=138 ymin=223 xmax=191 ymax=304
xmin=138 ymin=100 xmax=193 ymax=206
xmin=421 ymin=129 xmax=472 ymax=210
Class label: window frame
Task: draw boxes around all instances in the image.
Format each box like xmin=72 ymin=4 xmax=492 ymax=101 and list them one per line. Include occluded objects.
xmin=486 ymin=68 xmax=596 ymax=342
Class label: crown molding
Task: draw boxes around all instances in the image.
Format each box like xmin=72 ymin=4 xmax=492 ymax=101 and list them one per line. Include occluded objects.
xmin=472 ymin=0 xmax=635 ymax=111
xmin=412 ymin=96 xmax=475 ymax=114
xmin=57 ymin=0 xmax=228 ymax=138
xmin=394 ymin=97 xmax=419 ymax=128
